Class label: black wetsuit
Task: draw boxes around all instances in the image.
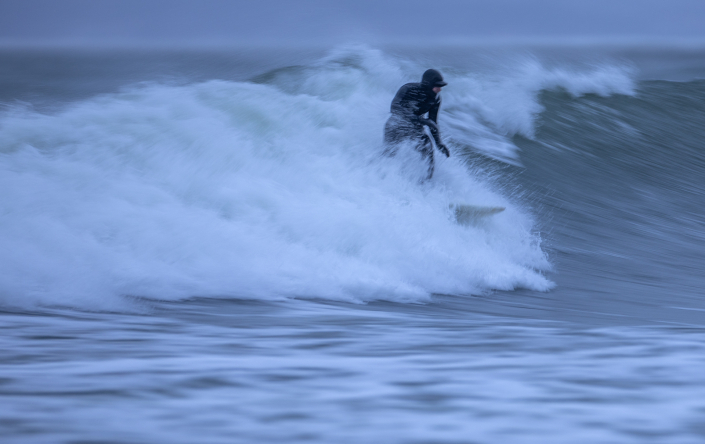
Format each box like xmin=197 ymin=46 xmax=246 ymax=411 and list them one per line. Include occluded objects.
xmin=384 ymin=69 xmax=449 ymax=180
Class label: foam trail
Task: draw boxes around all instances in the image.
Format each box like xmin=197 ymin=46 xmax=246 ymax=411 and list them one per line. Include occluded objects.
xmin=0 ymin=46 xmax=640 ymax=310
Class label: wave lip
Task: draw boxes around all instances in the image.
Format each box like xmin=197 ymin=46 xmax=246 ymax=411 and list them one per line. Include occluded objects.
xmin=443 ymin=57 xmax=636 ymax=162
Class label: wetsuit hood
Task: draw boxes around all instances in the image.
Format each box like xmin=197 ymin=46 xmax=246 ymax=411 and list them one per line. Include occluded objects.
xmin=421 ymin=69 xmax=447 ymax=87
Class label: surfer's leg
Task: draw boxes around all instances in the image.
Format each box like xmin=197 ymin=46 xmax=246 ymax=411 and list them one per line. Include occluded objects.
xmin=383 ymin=116 xmax=404 ymax=156
xmin=417 ymin=135 xmax=435 ymax=181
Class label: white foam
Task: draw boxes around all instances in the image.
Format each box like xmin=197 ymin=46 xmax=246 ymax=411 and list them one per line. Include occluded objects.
xmin=2 ymin=46 xmax=636 ymax=310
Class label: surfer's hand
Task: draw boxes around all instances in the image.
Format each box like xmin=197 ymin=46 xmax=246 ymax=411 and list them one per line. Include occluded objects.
xmin=438 ymin=143 xmax=450 ymax=157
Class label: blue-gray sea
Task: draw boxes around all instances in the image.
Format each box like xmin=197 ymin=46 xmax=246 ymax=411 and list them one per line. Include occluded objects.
xmin=1 ymin=44 xmax=705 ymax=443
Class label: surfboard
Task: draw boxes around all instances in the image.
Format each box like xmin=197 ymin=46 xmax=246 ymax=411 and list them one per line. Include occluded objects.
xmin=452 ymin=204 xmax=505 ymax=225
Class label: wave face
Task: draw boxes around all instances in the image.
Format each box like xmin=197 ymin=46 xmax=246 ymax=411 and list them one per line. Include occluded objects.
xmin=516 ymin=76 xmax=705 ymax=313
xmin=4 ymin=46 xmax=633 ymax=309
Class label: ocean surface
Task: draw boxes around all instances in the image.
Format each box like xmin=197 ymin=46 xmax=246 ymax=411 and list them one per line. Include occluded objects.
xmin=1 ymin=43 xmax=705 ymax=443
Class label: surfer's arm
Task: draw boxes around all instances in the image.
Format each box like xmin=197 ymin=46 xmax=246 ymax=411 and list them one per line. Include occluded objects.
xmin=419 ymin=117 xmax=440 ymax=138
xmin=419 ymin=116 xmax=450 ymax=157
xmin=424 ymin=98 xmax=449 ymax=156
xmin=391 ymin=84 xmax=422 ymax=120
xmin=428 ymin=98 xmax=440 ymax=124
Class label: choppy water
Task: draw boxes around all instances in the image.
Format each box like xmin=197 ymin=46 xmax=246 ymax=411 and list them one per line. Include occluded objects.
xmin=1 ymin=44 xmax=705 ymax=443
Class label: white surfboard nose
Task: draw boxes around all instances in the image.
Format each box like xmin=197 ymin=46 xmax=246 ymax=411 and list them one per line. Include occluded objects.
xmin=452 ymin=204 xmax=505 ymax=225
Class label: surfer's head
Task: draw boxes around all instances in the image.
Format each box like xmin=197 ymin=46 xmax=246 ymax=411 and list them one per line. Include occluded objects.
xmin=421 ymin=69 xmax=447 ymax=91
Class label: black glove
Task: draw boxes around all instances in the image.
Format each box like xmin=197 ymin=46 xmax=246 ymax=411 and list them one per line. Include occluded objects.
xmin=438 ymin=143 xmax=450 ymax=157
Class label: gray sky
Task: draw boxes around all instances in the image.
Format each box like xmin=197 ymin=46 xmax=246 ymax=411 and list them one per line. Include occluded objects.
xmin=2 ymin=0 xmax=705 ymax=47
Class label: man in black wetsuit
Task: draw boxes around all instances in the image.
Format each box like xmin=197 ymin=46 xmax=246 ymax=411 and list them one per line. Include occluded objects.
xmin=384 ymin=69 xmax=450 ymax=181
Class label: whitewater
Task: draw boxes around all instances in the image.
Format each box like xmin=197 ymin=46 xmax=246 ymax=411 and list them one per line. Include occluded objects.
xmin=0 ymin=46 xmax=570 ymax=309
xmin=2 ymin=45 xmax=705 ymax=443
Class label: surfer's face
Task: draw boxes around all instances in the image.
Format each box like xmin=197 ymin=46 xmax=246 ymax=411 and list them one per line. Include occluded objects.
xmin=433 ymin=86 xmax=442 ymax=93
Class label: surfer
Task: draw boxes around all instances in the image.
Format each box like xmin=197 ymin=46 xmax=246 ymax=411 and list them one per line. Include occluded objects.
xmin=384 ymin=69 xmax=450 ymax=181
